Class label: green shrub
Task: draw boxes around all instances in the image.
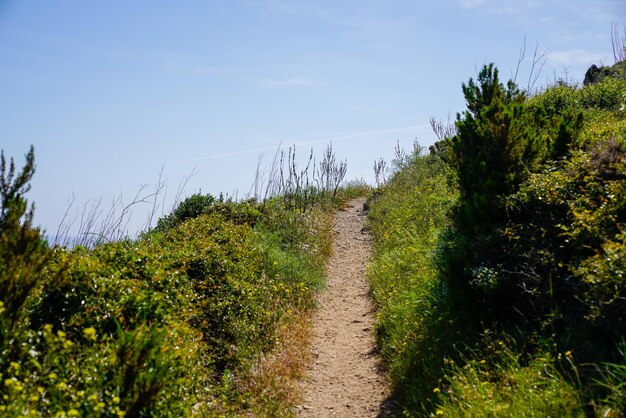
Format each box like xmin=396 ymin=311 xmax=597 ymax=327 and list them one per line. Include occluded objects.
xmin=451 ymin=64 xmax=582 ymax=239
xmin=498 ymin=135 xmax=626 ymax=358
xmin=370 ymin=65 xmax=626 ymax=415
xmin=154 ymin=193 xmax=261 ymax=233
xmin=0 ymin=146 xmax=49 ymax=330
xmin=579 ymin=77 xmax=626 ymax=110
xmin=1 ymin=145 xmax=333 ymax=415
xmin=531 ymin=76 xmax=626 ymax=114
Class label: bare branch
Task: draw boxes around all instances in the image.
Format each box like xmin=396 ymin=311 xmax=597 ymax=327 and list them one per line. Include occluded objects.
xmin=172 ymin=167 xmax=199 ymax=211
xmin=513 ymin=35 xmax=526 ymax=85
xmin=373 ymin=158 xmax=387 ymax=188
xmin=53 ymin=193 xmax=77 ymax=246
xmin=429 ymin=115 xmax=456 ymax=141
xmin=611 ymin=22 xmax=626 ymax=63
xmin=144 ymin=167 xmax=167 ymax=232
xmin=527 ymin=41 xmax=550 ymax=92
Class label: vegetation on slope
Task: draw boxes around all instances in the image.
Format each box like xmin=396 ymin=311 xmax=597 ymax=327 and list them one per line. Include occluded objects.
xmin=368 ymin=59 xmax=626 ymax=416
xmin=0 ymin=144 xmax=363 ymax=416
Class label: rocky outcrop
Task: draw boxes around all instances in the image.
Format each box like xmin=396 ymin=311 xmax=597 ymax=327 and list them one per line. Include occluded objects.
xmin=584 ymin=62 xmax=625 ymax=85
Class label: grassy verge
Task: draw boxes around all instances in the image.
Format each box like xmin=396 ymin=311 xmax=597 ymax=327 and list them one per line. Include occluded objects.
xmin=368 ymin=147 xmax=588 ymax=417
xmin=367 ymin=149 xmax=459 ymax=413
xmin=368 ymin=61 xmax=626 ymax=416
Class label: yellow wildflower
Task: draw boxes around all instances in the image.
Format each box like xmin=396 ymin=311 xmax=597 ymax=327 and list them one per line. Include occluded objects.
xmin=83 ymin=327 xmax=97 ymax=341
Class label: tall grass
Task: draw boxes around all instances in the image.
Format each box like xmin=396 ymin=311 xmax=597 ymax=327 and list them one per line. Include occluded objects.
xmin=437 ymin=348 xmax=583 ymax=417
xmin=250 ymin=143 xmax=348 ymax=211
xmin=367 ymin=145 xmax=458 ymax=413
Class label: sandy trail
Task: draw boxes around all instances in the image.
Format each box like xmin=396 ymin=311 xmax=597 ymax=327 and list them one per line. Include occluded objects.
xmin=296 ymin=197 xmax=392 ymax=417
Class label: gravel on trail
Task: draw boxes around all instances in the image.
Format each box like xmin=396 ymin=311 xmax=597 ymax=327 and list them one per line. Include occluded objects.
xmin=296 ymin=197 xmax=394 ymax=417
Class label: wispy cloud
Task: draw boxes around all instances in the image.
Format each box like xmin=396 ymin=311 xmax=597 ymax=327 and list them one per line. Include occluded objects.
xmin=343 ymin=16 xmax=417 ymax=50
xmin=257 ymin=0 xmax=418 ymax=50
xmin=173 ymin=124 xmax=429 ymax=164
xmin=549 ymin=48 xmax=606 ymax=66
xmin=261 ymin=0 xmax=331 ymax=22
xmin=458 ymin=0 xmax=540 ymax=15
xmin=460 ymin=0 xmax=487 ymax=8
xmin=254 ymin=77 xmax=328 ymax=87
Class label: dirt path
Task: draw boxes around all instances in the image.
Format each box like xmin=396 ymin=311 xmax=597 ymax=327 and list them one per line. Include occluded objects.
xmin=296 ymin=197 xmax=392 ymax=417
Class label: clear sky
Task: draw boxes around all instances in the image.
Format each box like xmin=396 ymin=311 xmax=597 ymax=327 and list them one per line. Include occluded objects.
xmin=1 ymin=0 xmax=624 ymax=237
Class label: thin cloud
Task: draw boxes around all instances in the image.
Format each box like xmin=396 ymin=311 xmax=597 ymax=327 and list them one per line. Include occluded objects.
xmin=173 ymin=124 xmax=430 ymax=164
xmin=262 ymin=0 xmax=332 ymax=22
xmin=258 ymin=0 xmax=418 ymax=50
xmin=162 ymin=63 xmax=251 ymax=77
xmin=343 ymin=16 xmax=417 ymax=50
xmin=459 ymin=0 xmax=541 ymax=15
xmin=549 ymin=48 xmax=605 ymax=66
xmin=460 ymin=0 xmax=487 ymax=8
xmin=255 ymin=77 xmax=328 ymax=87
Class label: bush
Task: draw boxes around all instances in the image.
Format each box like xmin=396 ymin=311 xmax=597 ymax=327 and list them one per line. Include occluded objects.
xmin=531 ymin=76 xmax=626 ymax=113
xmin=370 ymin=63 xmax=626 ymax=415
xmin=451 ymin=64 xmax=582 ymax=239
xmin=154 ymin=193 xmax=261 ymax=233
xmin=1 ymin=145 xmax=333 ymax=415
xmin=0 ymin=146 xmax=49 ymax=331
xmin=500 ymin=135 xmax=626 ymax=358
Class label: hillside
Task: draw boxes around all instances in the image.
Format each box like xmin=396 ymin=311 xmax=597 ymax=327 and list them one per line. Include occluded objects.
xmin=0 ymin=143 xmax=372 ymax=416
xmin=367 ymin=60 xmax=626 ymax=416
xmin=2 ymin=53 xmax=625 ymax=418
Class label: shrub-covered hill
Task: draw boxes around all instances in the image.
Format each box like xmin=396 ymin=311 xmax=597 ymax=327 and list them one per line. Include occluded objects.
xmin=0 ymin=148 xmax=365 ymax=416
xmin=368 ymin=60 xmax=626 ymax=416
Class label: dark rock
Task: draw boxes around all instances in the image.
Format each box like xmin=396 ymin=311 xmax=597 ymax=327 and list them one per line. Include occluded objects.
xmin=584 ymin=64 xmax=618 ymax=85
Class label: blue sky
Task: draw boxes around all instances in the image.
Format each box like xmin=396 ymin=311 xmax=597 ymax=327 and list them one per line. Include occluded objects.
xmin=1 ymin=0 xmax=623 ymax=236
